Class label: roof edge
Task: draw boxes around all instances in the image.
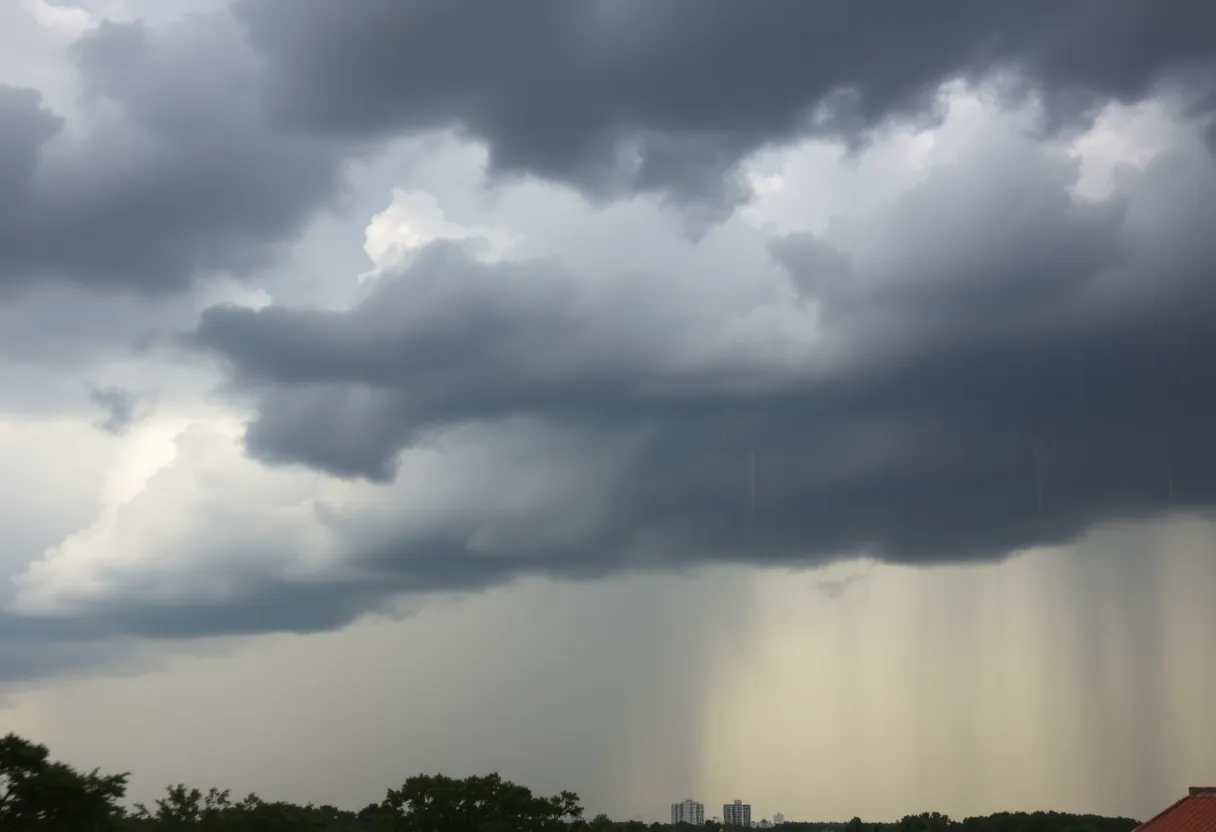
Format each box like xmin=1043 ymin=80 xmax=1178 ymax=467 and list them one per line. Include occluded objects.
xmin=1134 ymin=795 xmax=1190 ymax=831
xmin=1136 ymin=789 xmax=1216 ymax=831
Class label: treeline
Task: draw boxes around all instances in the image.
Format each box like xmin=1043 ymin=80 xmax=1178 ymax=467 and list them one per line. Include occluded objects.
xmin=0 ymin=733 xmax=1140 ymax=831
xmin=676 ymin=814 xmax=1139 ymax=832
xmin=770 ymin=812 xmax=1140 ymax=832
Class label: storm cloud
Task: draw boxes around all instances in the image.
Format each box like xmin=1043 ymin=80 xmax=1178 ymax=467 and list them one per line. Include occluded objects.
xmin=0 ymin=14 xmax=344 ymax=296
xmin=4 ymin=0 xmax=1216 ymax=661
xmin=236 ymin=0 xmax=1216 ymax=205
xmin=183 ymin=104 xmax=1216 ymax=607
xmin=4 ymin=0 xmax=1215 ymax=296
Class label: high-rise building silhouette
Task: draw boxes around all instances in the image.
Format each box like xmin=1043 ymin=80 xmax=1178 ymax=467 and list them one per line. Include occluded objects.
xmin=724 ymin=800 xmax=751 ymax=828
xmin=671 ymin=799 xmax=705 ymax=825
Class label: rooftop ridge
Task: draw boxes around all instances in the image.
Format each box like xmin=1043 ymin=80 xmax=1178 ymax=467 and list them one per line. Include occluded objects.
xmin=1135 ymin=788 xmax=1216 ymax=831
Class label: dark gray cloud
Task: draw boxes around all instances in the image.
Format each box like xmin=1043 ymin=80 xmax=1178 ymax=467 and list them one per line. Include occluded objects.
xmin=188 ymin=123 xmax=1216 ymax=607
xmin=0 ymin=609 xmax=130 ymax=687
xmin=5 ymin=0 xmax=1216 ymax=667
xmin=771 ymin=126 xmax=1128 ymax=341
xmin=5 ymin=0 xmax=1210 ymax=300
xmin=235 ymin=0 xmax=1216 ymax=206
xmin=0 ymin=14 xmax=345 ymax=296
xmin=88 ymin=386 xmax=141 ymax=435
xmin=0 ymin=85 xmax=62 ymax=200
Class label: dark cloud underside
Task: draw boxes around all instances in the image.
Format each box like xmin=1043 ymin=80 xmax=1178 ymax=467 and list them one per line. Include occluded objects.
xmin=88 ymin=386 xmax=140 ymax=435
xmin=237 ymin=0 xmax=1216 ymax=203
xmin=194 ymin=150 xmax=1216 ymax=577
xmin=0 ymin=17 xmax=344 ymax=296
xmin=4 ymin=0 xmax=1216 ymax=657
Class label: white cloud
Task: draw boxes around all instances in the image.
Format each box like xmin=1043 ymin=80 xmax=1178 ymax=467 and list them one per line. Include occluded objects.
xmin=21 ymin=0 xmax=95 ymax=39
xmin=0 ymin=417 xmax=118 ymax=583
xmin=7 ymin=411 xmax=644 ymax=616
xmin=9 ymin=418 xmax=332 ymax=614
xmin=1070 ymin=98 xmax=1184 ymax=201
xmin=359 ymin=187 xmax=515 ymax=283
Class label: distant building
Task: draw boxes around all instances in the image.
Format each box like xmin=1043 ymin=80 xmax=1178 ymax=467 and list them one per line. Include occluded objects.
xmin=1135 ymin=786 xmax=1216 ymax=831
xmin=773 ymin=814 xmax=785 ymax=825
xmin=671 ymin=800 xmax=705 ymax=826
xmin=723 ymin=800 xmax=752 ymax=828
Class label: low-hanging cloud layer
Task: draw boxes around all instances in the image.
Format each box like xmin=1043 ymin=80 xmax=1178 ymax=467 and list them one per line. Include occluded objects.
xmin=191 ymin=106 xmax=1216 ymax=567
xmin=1 ymin=0 xmax=1216 ymax=682
xmin=237 ymin=0 xmax=1216 ymax=203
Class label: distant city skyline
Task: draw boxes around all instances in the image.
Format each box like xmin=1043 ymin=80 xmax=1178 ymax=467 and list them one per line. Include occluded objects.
xmin=670 ymin=797 xmax=786 ymax=827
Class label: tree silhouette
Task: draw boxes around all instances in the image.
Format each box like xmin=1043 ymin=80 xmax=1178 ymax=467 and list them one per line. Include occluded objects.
xmin=0 ymin=732 xmax=128 ymax=831
xmin=381 ymin=772 xmax=584 ymax=831
xmin=0 ymin=733 xmax=1146 ymax=832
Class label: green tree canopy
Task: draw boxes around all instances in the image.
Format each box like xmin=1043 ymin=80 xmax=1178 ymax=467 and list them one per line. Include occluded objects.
xmin=381 ymin=772 xmax=584 ymax=832
xmin=0 ymin=732 xmax=128 ymax=831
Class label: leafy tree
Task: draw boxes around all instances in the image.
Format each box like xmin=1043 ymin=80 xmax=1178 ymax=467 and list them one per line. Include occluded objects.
xmin=898 ymin=812 xmax=954 ymax=832
xmin=381 ymin=772 xmax=584 ymax=832
xmin=0 ymin=732 xmax=128 ymax=831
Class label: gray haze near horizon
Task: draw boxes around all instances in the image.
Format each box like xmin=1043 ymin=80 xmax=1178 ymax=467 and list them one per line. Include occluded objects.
xmin=5 ymin=524 xmax=1215 ymax=823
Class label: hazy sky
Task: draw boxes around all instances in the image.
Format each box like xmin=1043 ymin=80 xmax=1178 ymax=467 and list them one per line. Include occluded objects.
xmin=2 ymin=0 xmax=1216 ymax=823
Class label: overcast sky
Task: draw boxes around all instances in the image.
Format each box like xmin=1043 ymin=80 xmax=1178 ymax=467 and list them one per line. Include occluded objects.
xmin=2 ymin=0 xmax=1216 ymax=823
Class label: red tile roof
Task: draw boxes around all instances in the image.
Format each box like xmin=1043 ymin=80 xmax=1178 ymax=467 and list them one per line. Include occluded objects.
xmin=1136 ymin=788 xmax=1216 ymax=832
